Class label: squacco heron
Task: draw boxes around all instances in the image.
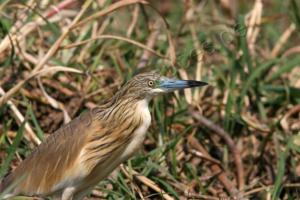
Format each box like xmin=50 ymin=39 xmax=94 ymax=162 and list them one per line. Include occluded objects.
xmin=0 ymin=72 xmax=207 ymax=200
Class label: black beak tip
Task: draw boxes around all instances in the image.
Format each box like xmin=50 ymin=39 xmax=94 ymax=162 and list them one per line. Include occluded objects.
xmin=187 ymin=80 xmax=208 ymax=87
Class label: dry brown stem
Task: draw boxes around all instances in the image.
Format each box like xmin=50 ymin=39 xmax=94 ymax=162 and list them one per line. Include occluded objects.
xmin=189 ymin=108 xmax=245 ymax=193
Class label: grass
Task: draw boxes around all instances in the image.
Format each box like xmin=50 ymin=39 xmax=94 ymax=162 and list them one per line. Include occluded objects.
xmin=0 ymin=0 xmax=300 ymax=199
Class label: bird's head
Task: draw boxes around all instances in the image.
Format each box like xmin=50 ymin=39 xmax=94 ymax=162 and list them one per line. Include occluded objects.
xmin=119 ymin=72 xmax=208 ymax=101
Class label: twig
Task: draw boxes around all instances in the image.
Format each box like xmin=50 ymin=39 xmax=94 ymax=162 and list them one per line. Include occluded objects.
xmin=283 ymin=45 xmax=300 ymax=57
xmin=280 ymin=104 xmax=300 ymax=132
xmin=246 ymin=0 xmax=263 ymax=56
xmin=72 ymin=0 xmax=149 ymax=29
xmin=244 ymin=183 xmax=300 ymax=196
xmin=45 ymin=0 xmax=79 ymax=18
xmin=0 ymin=0 xmax=36 ymax=54
xmin=127 ymin=4 xmax=140 ymax=37
xmin=0 ymin=87 xmax=41 ymax=145
xmin=0 ymin=0 xmax=78 ymax=54
xmin=189 ymin=108 xmax=245 ymax=192
xmin=72 ymin=0 xmax=176 ymax=66
xmin=121 ymin=165 xmax=175 ymax=200
xmin=37 ymin=78 xmax=71 ymax=124
xmin=189 ymin=149 xmax=221 ymax=166
xmin=271 ymin=23 xmax=296 ymax=58
xmin=241 ymin=113 xmax=270 ymax=133
xmin=120 ymin=165 xmax=146 ymax=200
xmin=185 ymin=1 xmax=204 ymax=103
xmin=178 ymin=69 xmax=193 ymax=104
xmin=41 ymin=79 xmax=75 ymax=96
xmin=137 ymin=20 xmax=162 ymax=69
xmin=183 ymin=191 xmax=219 ymax=200
xmin=61 ymin=34 xmax=166 ymax=59
xmin=187 ymin=135 xmax=245 ymax=200
xmin=0 ymin=0 xmax=92 ymax=107
xmin=220 ymin=0 xmax=237 ymax=18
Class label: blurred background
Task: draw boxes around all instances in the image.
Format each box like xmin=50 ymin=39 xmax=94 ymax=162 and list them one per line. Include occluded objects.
xmin=0 ymin=0 xmax=300 ymax=199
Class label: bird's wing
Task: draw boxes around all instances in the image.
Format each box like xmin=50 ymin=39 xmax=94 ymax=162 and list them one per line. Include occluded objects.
xmin=2 ymin=109 xmax=100 ymax=196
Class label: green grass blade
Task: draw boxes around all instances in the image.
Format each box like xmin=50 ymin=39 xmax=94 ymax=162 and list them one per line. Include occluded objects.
xmin=238 ymin=59 xmax=279 ymax=109
xmin=27 ymin=104 xmax=44 ymax=141
xmin=0 ymin=122 xmax=25 ymax=178
xmin=267 ymin=56 xmax=300 ymax=82
xmin=152 ymin=177 xmax=179 ymax=199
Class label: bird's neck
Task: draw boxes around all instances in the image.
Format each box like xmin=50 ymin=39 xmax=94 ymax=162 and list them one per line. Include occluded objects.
xmin=94 ymin=95 xmax=150 ymax=127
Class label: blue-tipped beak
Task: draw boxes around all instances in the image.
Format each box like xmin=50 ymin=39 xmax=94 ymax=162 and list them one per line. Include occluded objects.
xmin=159 ymin=78 xmax=208 ymax=92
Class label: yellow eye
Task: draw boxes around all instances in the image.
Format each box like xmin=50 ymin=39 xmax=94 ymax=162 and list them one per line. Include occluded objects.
xmin=148 ymin=80 xmax=154 ymax=87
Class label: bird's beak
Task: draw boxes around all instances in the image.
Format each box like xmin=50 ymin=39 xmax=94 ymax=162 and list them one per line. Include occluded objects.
xmin=158 ymin=77 xmax=208 ymax=92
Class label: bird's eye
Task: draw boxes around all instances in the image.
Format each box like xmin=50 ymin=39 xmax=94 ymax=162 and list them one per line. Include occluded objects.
xmin=148 ymin=80 xmax=154 ymax=87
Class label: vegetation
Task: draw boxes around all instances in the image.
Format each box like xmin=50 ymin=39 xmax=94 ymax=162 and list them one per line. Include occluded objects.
xmin=0 ymin=0 xmax=300 ymax=199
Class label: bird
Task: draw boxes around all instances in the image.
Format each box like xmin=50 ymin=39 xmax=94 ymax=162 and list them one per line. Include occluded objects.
xmin=0 ymin=72 xmax=207 ymax=200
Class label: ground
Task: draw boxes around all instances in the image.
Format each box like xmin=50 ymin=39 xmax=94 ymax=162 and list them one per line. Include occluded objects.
xmin=0 ymin=0 xmax=300 ymax=199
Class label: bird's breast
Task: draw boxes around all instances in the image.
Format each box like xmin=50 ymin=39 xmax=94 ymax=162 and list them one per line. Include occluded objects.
xmin=121 ymin=100 xmax=151 ymax=160
xmin=59 ymin=100 xmax=151 ymax=193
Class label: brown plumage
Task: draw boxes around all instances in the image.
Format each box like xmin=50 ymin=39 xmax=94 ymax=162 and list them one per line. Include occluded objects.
xmin=0 ymin=72 xmax=207 ymax=199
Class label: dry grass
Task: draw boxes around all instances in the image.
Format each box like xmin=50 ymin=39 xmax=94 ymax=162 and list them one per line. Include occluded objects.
xmin=0 ymin=0 xmax=300 ymax=199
